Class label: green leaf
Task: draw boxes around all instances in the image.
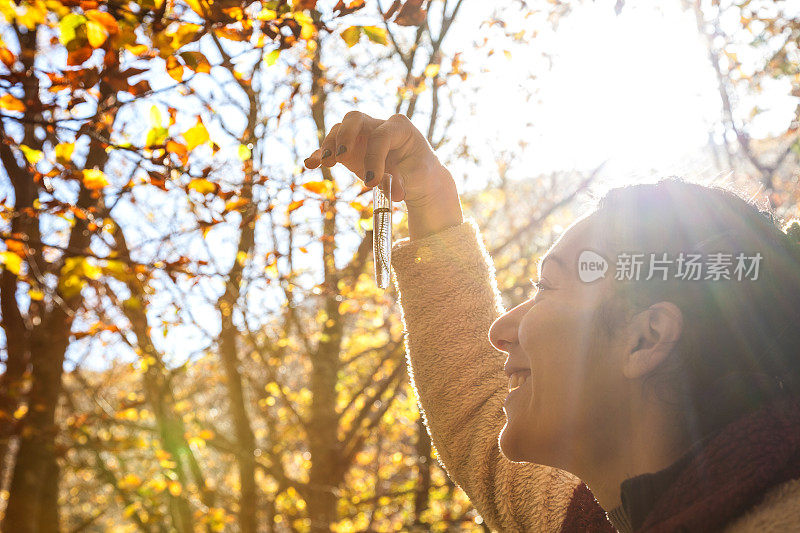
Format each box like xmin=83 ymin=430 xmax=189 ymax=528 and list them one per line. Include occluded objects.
xmin=341 ymin=26 xmax=361 ymax=48
xmin=146 ymin=126 xmax=169 ymax=148
xmin=59 ymin=14 xmax=87 ymax=46
xmin=362 ymin=26 xmax=387 ymax=45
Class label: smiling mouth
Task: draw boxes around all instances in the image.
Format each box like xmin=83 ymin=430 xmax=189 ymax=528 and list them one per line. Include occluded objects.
xmin=508 ymin=370 xmax=531 ymax=392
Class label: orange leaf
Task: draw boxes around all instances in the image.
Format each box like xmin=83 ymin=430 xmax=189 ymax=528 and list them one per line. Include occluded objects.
xmin=0 ymin=93 xmax=24 ymax=112
xmin=82 ymin=168 xmax=109 ymax=190
xmin=0 ymin=47 xmax=15 ymax=69
xmin=85 ymin=10 xmax=118 ymax=33
xmin=293 ymin=0 xmax=317 ymax=9
xmin=287 ymin=199 xmax=305 ymax=213
xmin=166 ymin=55 xmax=184 ymax=82
xmin=166 ymin=140 xmax=188 ymax=164
xmin=302 ymin=180 xmax=332 ymax=195
xmin=67 ymin=46 xmax=93 ymax=66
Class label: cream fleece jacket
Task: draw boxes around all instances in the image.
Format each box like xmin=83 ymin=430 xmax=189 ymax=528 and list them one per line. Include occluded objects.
xmin=390 ymin=219 xmax=583 ymax=531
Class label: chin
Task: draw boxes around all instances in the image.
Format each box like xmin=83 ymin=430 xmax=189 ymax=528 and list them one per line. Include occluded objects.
xmin=498 ymin=421 xmax=532 ymax=463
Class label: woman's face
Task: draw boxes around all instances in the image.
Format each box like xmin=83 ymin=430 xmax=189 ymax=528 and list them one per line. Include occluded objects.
xmin=493 ymin=215 xmax=630 ymax=469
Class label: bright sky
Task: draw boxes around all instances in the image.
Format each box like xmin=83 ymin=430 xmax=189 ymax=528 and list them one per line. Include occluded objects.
xmin=448 ymin=0 xmax=792 ymax=188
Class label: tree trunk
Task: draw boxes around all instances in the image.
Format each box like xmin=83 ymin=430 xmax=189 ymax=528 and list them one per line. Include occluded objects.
xmin=307 ymin=31 xmax=344 ymax=532
xmin=413 ymin=418 xmax=432 ymax=526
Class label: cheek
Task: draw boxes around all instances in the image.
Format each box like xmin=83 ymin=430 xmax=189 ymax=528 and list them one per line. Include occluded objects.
xmin=518 ymin=298 xmax=599 ymax=372
xmin=517 ymin=296 xmax=609 ymax=421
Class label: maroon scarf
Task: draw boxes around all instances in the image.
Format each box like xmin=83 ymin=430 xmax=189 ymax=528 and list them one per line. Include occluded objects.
xmin=560 ymin=396 xmax=800 ymax=532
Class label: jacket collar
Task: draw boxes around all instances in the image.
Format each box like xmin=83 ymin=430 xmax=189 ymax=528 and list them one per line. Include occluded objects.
xmin=617 ymin=395 xmax=800 ymax=532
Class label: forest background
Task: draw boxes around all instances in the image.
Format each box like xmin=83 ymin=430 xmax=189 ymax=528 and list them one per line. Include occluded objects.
xmin=0 ymin=0 xmax=798 ymax=531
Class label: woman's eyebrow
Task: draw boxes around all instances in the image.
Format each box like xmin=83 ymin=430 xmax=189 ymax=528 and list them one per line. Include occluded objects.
xmin=538 ymin=254 xmax=567 ymax=277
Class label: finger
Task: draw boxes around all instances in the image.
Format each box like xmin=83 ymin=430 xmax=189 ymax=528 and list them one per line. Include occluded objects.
xmin=379 ymin=173 xmax=405 ymax=202
xmin=319 ymin=123 xmax=341 ymax=168
xmin=304 ymin=148 xmax=322 ymax=169
xmin=377 ymin=173 xmax=392 ymax=200
xmin=335 ymin=111 xmax=381 ymax=164
xmin=390 ymin=174 xmax=406 ymax=202
xmin=363 ymin=114 xmax=411 ymax=187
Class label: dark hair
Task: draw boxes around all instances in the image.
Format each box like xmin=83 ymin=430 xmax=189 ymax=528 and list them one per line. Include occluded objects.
xmin=593 ymin=177 xmax=800 ymax=439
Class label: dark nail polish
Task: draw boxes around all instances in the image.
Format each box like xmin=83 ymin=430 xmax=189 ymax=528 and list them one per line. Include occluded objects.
xmin=321 ymin=149 xmax=332 ymax=159
xmin=365 ymin=170 xmax=374 ymax=184
xmin=336 ymin=145 xmax=347 ymax=155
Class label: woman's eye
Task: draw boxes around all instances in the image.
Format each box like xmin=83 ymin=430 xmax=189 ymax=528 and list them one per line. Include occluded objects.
xmin=529 ymin=279 xmax=550 ymax=298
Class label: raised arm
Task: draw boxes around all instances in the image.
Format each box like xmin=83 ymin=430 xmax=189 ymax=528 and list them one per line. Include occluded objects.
xmin=304 ymin=110 xmax=607 ymax=531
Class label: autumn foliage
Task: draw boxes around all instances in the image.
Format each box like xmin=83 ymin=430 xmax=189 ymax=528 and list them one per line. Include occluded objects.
xmin=0 ymin=0 xmax=798 ymax=531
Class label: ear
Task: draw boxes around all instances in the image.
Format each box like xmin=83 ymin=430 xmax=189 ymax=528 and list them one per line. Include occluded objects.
xmin=623 ymin=302 xmax=683 ymax=379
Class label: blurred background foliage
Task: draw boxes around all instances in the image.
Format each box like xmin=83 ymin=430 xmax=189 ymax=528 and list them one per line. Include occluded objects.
xmin=0 ymin=0 xmax=797 ymax=531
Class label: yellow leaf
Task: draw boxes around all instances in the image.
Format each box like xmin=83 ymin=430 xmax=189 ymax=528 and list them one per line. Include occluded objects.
xmin=341 ymin=26 xmax=361 ymax=47
xmin=257 ymin=8 xmax=277 ymax=20
xmin=184 ymin=119 xmax=209 ymax=151
xmin=150 ymin=478 xmax=167 ymax=493
xmin=19 ymin=145 xmax=43 ymax=164
xmin=119 ymin=473 xmax=142 ymax=490
xmin=287 ymin=199 xmax=304 ymax=213
xmin=184 ymin=0 xmax=207 ymax=17
xmin=55 ymin=142 xmax=74 ymax=165
xmin=0 ymin=251 xmax=23 ymax=275
xmin=28 ymin=288 xmax=44 ymax=300
xmin=224 ymin=198 xmax=248 ymax=212
xmin=362 ymin=26 xmax=387 ymax=45
xmin=168 ymin=481 xmax=182 ymax=496
xmin=0 ymin=93 xmax=24 ymax=112
xmin=424 ymin=63 xmax=440 ymax=77
xmin=16 ymin=1 xmax=46 ymax=29
xmin=170 ymin=23 xmax=202 ymax=49
xmin=237 ymin=144 xmax=251 ymax=161
xmin=103 ymin=259 xmax=129 ymax=281
xmin=188 ymin=178 xmax=215 ymax=195
xmin=86 ymin=20 xmax=108 ymax=48
xmin=13 ymin=405 xmax=28 ymax=419
xmin=82 ymin=168 xmax=109 ymax=190
xmin=265 ymin=49 xmax=279 ymax=66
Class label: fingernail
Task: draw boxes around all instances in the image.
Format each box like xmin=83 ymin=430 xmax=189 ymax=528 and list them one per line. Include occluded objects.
xmin=321 ymin=149 xmax=332 ymax=159
xmin=365 ymin=170 xmax=374 ymax=184
xmin=336 ymin=145 xmax=347 ymax=155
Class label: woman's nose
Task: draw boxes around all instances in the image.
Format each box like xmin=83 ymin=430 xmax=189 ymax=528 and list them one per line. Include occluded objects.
xmin=489 ymin=302 xmax=529 ymax=353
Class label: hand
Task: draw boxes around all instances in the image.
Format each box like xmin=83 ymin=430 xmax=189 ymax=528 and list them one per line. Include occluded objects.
xmin=303 ymin=111 xmax=452 ymax=209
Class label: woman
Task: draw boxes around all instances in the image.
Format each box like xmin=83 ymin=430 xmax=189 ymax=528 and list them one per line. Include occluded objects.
xmin=304 ymin=112 xmax=800 ymax=532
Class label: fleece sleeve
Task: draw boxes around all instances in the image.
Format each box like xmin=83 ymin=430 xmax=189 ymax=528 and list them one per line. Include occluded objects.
xmin=390 ymin=219 xmax=587 ymax=532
